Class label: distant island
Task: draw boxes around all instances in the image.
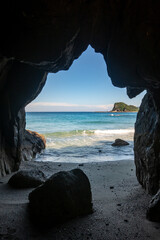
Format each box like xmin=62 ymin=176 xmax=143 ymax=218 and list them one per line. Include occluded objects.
xmin=111 ymin=102 xmax=139 ymax=112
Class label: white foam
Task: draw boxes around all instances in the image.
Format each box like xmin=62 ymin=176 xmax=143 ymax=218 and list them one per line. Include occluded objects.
xmin=94 ymin=129 xmax=134 ymax=135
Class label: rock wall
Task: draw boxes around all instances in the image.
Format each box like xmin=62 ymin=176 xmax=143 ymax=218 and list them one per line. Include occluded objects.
xmin=0 ymin=0 xmax=160 ymax=190
xmin=0 ymin=60 xmax=47 ymax=177
xmin=135 ymin=92 xmax=160 ymax=194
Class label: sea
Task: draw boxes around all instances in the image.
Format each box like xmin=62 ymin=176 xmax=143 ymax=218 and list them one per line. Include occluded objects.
xmin=26 ymin=112 xmax=137 ymax=163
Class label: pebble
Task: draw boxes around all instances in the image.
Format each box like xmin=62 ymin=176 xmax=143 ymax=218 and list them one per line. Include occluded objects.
xmin=79 ymin=164 xmax=84 ymax=167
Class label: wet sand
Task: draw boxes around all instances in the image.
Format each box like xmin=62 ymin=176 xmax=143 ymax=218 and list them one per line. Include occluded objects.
xmin=0 ymin=160 xmax=160 ymax=240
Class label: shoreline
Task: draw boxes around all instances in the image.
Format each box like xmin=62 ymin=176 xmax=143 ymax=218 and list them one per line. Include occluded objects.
xmin=0 ymin=160 xmax=160 ymax=239
xmin=95 ymin=111 xmax=138 ymax=113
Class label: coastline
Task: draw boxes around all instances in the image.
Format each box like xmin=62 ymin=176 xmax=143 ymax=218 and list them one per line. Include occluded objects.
xmin=0 ymin=160 xmax=159 ymax=239
xmin=95 ymin=111 xmax=138 ymax=113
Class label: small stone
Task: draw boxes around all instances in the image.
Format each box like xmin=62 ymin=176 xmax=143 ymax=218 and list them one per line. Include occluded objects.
xmin=124 ymin=219 xmax=128 ymax=222
xmin=79 ymin=164 xmax=84 ymax=167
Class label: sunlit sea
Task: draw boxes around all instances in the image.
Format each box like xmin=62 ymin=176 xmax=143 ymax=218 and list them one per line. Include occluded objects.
xmin=26 ymin=112 xmax=137 ymax=163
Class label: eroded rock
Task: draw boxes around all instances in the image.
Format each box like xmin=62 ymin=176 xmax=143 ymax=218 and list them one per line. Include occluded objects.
xmin=29 ymin=169 xmax=93 ymax=226
xmin=8 ymin=169 xmax=46 ymax=188
xmin=22 ymin=130 xmax=46 ymax=161
xmin=134 ymin=92 xmax=160 ymax=194
xmin=0 ymin=61 xmax=47 ymax=177
xmin=112 ymin=139 xmax=129 ymax=147
xmin=146 ymin=189 xmax=160 ymax=222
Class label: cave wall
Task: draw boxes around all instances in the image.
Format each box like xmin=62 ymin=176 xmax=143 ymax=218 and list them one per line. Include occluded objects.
xmin=0 ymin=60 xmax=47 ymax=177
xmin=0 ymin=0 xmax=160 ymax=191
xmin=135 ymin=92 xmax=160 ymax=194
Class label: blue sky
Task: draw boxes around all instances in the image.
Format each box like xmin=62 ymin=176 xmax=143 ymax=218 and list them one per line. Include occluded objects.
xmin=26 ymin=46 xmax=145 ymax=112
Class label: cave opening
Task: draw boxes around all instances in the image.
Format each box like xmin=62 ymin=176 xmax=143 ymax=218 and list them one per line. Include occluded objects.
xmin=1 ymin=1 xmax=160 ymax=237
xmin=25 ymin=46 xmax=145 ymax=164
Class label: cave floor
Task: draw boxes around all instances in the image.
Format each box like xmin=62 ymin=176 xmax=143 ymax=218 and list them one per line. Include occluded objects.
xmin=0 ymin=160 xmax=160 ymax=240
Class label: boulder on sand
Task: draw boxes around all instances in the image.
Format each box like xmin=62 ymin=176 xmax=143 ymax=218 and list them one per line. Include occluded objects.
xmin=29 ymin=168 xmax=93 ymax=226
xmin=146 ymin=189 xmax=160 ymax=222
xmin=112 ymin=139 xmax=129 ymax=146
xmin=8 ymin=169 xmax=46 ymax=188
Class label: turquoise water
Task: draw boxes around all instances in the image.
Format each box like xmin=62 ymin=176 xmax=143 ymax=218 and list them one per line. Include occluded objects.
xmin=26 ymin=112 xmax=137 ymax=163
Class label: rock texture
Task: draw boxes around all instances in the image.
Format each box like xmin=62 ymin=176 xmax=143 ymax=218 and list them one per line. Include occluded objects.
xmin=146 ymin=189 xmax=160 ymax=222
xmin=0 ymin=0 xmax=160 ymax=194
xmin=0 ymin=61 xmax=47 ymax=177
xmin=134 ymin=92 xmax=160 ymax=194
xmin=29 ymin=169 xmax=92 ymax=226
xmin=112 ymin=139 xmax=129 ymax=147
xmin=8 ymin=169 xmax=46 ymax=188
xmin=22 ymin=130 xmax=46 ymax=161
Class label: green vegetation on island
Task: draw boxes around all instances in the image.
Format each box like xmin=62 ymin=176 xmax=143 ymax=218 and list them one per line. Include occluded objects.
xmin=111 ymin=102 xmax=139 ymax=112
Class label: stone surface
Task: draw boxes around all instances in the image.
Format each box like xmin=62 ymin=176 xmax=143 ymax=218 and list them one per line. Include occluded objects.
xmin=8 ymin=169 xmax=46 ymax=188
xmin=22 ymin=130 xmax=46 ymax=161
xmin=29 ymin=169 xmax=92 ymax=226
xmin=134 ymin=92 xmax=160 ymax=194
xmin=146 ymin=189 xmax=160 ymax=222
xmin=127 ymin=87 xmax=145 ymax=99
xmin=112 ymin=139 xmax=129 ymax=147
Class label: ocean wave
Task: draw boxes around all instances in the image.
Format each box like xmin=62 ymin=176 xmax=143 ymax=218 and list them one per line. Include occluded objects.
xmin=44 ymin=128 xmax=134 ymax=138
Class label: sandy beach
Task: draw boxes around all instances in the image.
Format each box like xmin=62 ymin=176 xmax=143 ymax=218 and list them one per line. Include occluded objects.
xmin=0 ymin=160 xmax=160 ymax=240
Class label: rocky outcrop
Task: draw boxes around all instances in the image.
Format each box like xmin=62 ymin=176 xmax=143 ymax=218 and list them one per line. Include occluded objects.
xmin=134 ymin=92 xmax=160 ymax=194
xmin=8 ymin=169 xmax=46 ymax=188
xmin=0 ymin=0 xmax=160 ymax=192
xmin=22 ymin=130 xmax=46 ymax=161
xmin=112 ymin=102 xmax=138 ymax=112
xmin=112 ymin=139 xmax=129 ymax=147
xmin=29 ymin=169 xmax=92 ymax=226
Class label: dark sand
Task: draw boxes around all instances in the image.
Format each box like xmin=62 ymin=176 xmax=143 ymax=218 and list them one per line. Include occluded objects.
xmin=0 ymin=160 xmax=160 ymax=240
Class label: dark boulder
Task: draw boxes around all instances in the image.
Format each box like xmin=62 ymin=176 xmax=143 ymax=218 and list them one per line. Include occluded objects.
xmin=146 ymin=189 xmax=160 ymax=222
xmin=29 ymin=168 xmax=93 ymax=226
xmin=8 ymin=169 xmax=46 ymax=188
xmin=22 ymin=130 xmax=46 ymax=161
xmin=112 ymin=139 xmax=129 ymax=147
